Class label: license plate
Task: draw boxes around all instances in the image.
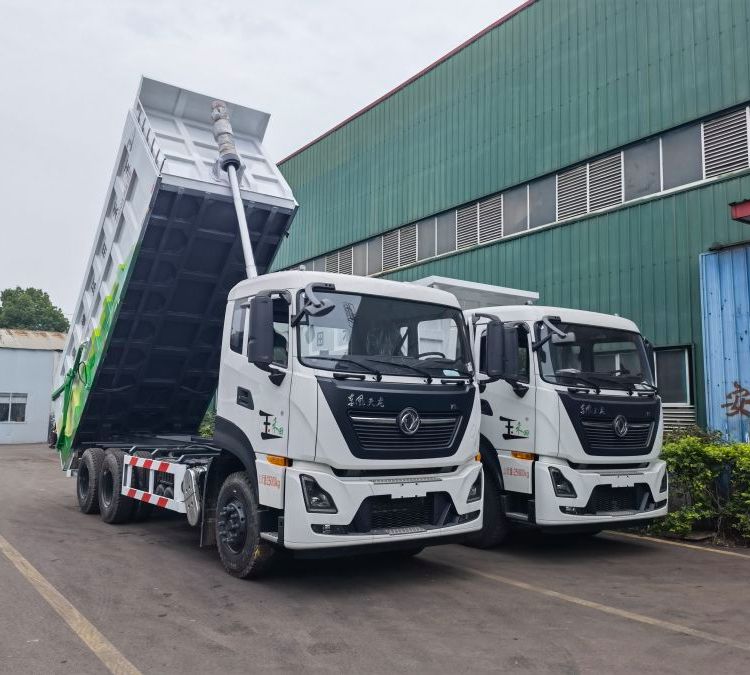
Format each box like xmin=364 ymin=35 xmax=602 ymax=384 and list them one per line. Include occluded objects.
xmin=386 ymin=483 xmax=430 ymax=499
xmin=608 ymin=475 xmax=636 ymax=488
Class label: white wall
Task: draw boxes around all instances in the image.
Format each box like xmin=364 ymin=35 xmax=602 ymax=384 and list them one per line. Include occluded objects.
xmin=0 ymin=348 xmax=57 ymax=444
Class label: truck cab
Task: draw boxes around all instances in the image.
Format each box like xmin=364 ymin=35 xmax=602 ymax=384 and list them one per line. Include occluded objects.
xmin=213 ymin=270 xmax=483 ymax=569
xmin=467 ymin=304 xmax=667 ymax=545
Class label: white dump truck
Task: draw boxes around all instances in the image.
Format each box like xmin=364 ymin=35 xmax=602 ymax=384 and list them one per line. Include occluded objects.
xmin=414 ymin=277 xmax=668 ymax=546
xmin=53 ymin=80 xmax=484 ymax=578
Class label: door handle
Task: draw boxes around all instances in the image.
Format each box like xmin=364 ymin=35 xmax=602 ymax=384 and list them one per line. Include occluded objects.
xmin=237 ymin=387 xmax=254 ymax=410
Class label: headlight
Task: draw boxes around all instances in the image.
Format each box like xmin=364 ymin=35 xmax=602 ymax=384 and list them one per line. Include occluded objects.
xmin=300 ymin=475 xmax=338 ymax=513
xmin=549 ymin=467 xmax=577 ymax=498
xmin=467 ymin=473 xmax=482 ymax=503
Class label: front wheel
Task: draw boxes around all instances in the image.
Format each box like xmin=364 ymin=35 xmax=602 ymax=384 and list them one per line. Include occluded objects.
xmin=215 ymin=471 xmax=277 ymax=579
xmin=463 ymin=476 xmax=510 ymax=549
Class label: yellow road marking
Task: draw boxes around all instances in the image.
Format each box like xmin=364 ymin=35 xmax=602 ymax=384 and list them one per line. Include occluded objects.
xmin=0 ymin=534 xmax=142 ymax=675
xmin=435 ymin=560 xmax=750 ymax=653
xmin=605 ymin=530 xmax=750 ymax=559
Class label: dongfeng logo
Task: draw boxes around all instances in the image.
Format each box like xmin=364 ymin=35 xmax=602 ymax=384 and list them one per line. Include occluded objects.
xmin=613 ymin=414 xmax=629 ymax=438
xmin=397 ymin=408 xmax=421 ymax=435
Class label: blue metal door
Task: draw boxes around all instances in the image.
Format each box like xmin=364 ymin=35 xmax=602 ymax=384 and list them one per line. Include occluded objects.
xmin=700 ymin=244 xmax=750 ymax=442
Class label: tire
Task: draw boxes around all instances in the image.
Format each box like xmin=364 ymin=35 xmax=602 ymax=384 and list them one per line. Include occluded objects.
xmin=463 ymin=475 xmax=510 ymax=549
xmin=131 ymin=451 xmax=153 ymax=522
xmin=77 ymin=448 xmax=104 ymax=514
xmin=215 ymin=471 xmax=277 ymax=579
xmin=98 ymin=449 xmax=135 ymax=524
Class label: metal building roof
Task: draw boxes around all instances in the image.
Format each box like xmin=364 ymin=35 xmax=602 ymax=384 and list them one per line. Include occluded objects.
xmin=0 ymin=329 xmax=66 ymax=351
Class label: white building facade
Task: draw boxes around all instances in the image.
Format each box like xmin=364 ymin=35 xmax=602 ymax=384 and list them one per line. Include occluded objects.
xmin=0 ymin=330 xmax=65 ymax=444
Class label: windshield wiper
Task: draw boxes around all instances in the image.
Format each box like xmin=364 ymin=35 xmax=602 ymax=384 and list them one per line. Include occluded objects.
xmin=550 ymin=372 xmax=601 ymax=394
xmin=419 ymin=357 xmax=472 ymax=377
xmin=581 ymin=372 xmax=636 ymax=394
xmin=306 ymin=356 xmax=382 ymax=380
xmin=363 ymin=357 xmax=434 ymax=383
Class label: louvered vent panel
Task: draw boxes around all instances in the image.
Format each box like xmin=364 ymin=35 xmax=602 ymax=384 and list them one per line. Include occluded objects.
xmin=557 ymin=165 xmax=588 ymax=220
xmin=703 ymin=109 xmax=748 ymax=178
xmin=588 ymin=154 xmax=622 ymax=211
xmin=325 ymin=253 xmax=338 ymax=273
xmin=382 ymin=231 xmax=399 ymax=270
xmin=456 ymin=205 xmax=477 ymax=249
xmin=338 ymin=247 xmax=353 ymax=274
xmin=399 ymin=225 xmax=417 ymax=266
xmin=478 ymin=195 xmax=502 ymax=242
xmin=663 ymin=406 xmax=697 ymax=431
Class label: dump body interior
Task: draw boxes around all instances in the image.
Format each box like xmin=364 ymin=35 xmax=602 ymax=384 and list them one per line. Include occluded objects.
xmin=55 ymin=78 xmax=296 ymax=457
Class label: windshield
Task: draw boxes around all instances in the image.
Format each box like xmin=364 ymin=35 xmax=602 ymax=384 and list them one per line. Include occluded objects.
xmin=536 ymin=321 xmax=654 ymax=390
xmin=297 ymin=291 xmax=472 ymax=379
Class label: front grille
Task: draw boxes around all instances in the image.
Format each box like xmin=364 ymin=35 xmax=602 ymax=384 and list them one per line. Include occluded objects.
xmin=585 ymin=484 xmax=651 ymax=514
xmin=349 ymin=412 xmax=460 ymax=452
xmin=311 ymin=492 xmax=481 ymax=535
xmin=580 ymin=419 xmax=654 ymax=455
xmin=369 ymin=495 xmax=434 ymax=530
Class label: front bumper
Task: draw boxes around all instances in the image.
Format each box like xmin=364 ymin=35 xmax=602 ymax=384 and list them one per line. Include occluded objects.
xmin=280 ymin=459 xmax=483 ymax=550
xmin=533 ymin=458 xmax=668 ymax=527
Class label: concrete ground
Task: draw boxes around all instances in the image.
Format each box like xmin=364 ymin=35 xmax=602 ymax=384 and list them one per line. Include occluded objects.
xmin=1 ymin=444 xmax=749 ymax=675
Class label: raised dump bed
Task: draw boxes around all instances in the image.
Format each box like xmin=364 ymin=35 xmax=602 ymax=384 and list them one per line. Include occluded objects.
xmin=54 ymin=78 xmax=297 ymax=468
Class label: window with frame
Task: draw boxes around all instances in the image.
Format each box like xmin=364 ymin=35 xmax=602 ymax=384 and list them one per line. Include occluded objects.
xmin=229 ymin=301 xmax=246 ymax=354
xmin=624 ymin=139 xmax=661 ymax=200
xmin=0 ymin=393 xmax=27 ymax=422
xmin=271 ymin=296 xmax=290 ymax=367
xmin=654 ymin=347 xmax=691 ymax=404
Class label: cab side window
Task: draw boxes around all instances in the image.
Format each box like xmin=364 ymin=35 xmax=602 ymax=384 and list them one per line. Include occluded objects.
xmin=271 ymin=296 xmax=290 ymax=367
xmin=229 ymin=301 xmax=246 ymax=354
xmin=516 ymin=326 xmax=530 ymax=383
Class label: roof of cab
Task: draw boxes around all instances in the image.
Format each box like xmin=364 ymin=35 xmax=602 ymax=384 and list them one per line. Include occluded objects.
xmin=467 ymin=305 xmax=641 ymax=333
xmin=228 ymin=271 xmax=462 ymax=308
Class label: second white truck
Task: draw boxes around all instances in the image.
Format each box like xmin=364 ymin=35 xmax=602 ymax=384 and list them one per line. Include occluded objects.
xmin=415 ymin=277 xmax=668 ymax=547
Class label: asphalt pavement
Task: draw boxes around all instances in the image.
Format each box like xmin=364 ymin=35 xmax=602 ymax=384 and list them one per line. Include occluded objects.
xmin=1 ymin=443 xmax=749 ymax=674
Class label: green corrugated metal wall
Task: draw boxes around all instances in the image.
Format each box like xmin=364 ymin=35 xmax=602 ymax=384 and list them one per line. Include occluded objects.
xmin=384 ymin=174 xmax=750 ymax=423
xmin=272 ymin=0 xmax=750 ymax=422
xmin=274 ymin=0 xmax=750 ymax=268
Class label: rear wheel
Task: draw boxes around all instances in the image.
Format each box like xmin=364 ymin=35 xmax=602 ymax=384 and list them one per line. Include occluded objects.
xmin=215 ymin=471 xmax=276 ymax=579
xmin=463 ymin=473 xmax=510 ymax=549
xmin=98 ymin=450 xmax=135 ymax=524
xmin=77 ymin=448 xmax=104 ymax=514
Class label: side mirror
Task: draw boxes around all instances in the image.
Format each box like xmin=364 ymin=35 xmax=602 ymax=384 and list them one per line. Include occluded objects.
xmin=485 ymin=321 xmax=505 ymax=378
xmin=485 ymin=321 xmax=519 ymax=380
xmin=247 ymin=296 xmax=274 ymax=366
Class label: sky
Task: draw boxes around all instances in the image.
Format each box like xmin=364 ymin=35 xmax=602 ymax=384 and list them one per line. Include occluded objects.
xmin=0 ymin=0 xmax=519 ymax=318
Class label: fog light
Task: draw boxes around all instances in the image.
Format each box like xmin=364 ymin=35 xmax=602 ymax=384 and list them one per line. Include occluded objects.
xmin=467 ymin=473 xmax=482 ymax=503
xmin=549 ymin=467 xmax=577 ymax=498
xmin=660 ymin=471 xmax=668 ymax=494
xmin=300 ymin=475 xmax=338 ymax=513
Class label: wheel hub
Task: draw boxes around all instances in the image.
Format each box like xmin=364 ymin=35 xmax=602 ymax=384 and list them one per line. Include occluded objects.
xmin=218 ymin=499 xmax=248 ymax=553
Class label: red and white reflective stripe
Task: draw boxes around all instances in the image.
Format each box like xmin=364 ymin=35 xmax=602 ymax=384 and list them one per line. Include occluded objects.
xmin=123 ymin=487 xmax=185 ymax=513
xmin=123 ymin=455 xmax=174 ymax=474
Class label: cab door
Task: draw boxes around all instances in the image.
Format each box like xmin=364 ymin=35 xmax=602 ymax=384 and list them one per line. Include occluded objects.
xmin=476 ymin=322 xmax=536 ymax=494
xmin=218 ymin=292 xmax=292 ymax=458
